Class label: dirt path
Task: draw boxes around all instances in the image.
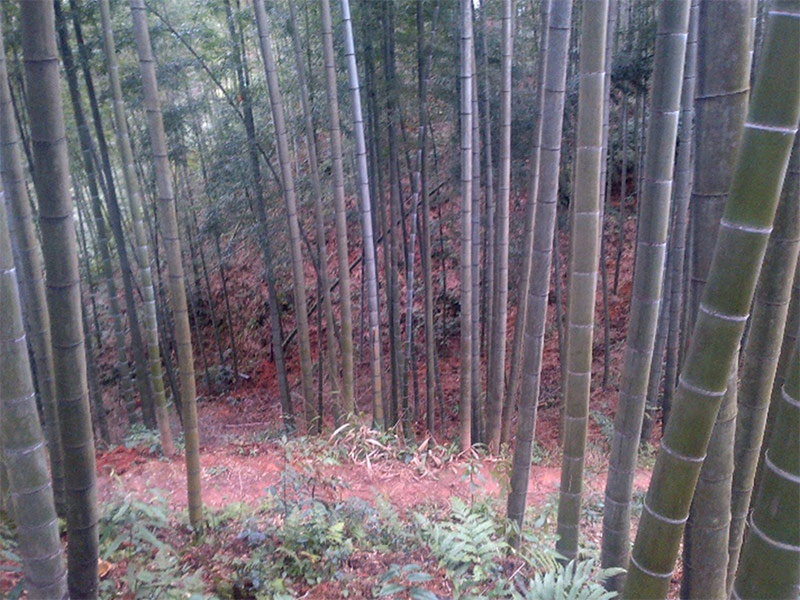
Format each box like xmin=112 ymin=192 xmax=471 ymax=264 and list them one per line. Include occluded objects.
xmin=97 ymin=443 xmax=651 ymax=516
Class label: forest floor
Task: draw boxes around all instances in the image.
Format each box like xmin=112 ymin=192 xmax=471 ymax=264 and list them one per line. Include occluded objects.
xmin=1 ymin=196 xmax=677 ymax=597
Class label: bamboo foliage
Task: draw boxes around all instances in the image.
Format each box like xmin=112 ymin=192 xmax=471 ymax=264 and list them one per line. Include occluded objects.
xmin=506 ymin=0 xmax=573 ymax=533
xmin=554 ymin=0 xmax=609 ymax=561
xmin=601 ymin=0 xmax=690 ymax=587
xmin=98 ymin=0 xmax=175 ymax=456
xmin=19 ymin=1 xmax=99 ymax=595
xmin=622 ymin=4 xmax=800 ymax=597
xmin=129 ymin=0 xmax=204 ymax=529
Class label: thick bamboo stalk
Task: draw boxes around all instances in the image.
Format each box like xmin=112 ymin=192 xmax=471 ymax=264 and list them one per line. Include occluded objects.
xmin=504 ymin=0 xmax=551 ymax=445
xmin=600 ymin=0 xmax=690 ymax=588
xmin=458 ymin=0 xmax=474 ymax=451
xmin=622 ymin=4 xmax=800 ymax=596
xmin=252 ymin=0 xmax=317 ymax=431
xmin=285 ymin=0 xmax=345 ymax=417
xmin=732 ymin=343 xmax=800 ymax=599
xmin=555 ymin=0 xmax=609 ymax=561
xmin=0 ymin=170 xmax=68 ymax=600
xmin=19 ymin=2 xmax=99 ymax=595
xmin=506 ymin=0 xmax=573 ymax=535
xmin=0 ymin=9 xmax=64 ymax=514
xmin=486 ymin=0 xmax=514 ymax=454
xmin=728 ymin=133 xmax=800 ymax=591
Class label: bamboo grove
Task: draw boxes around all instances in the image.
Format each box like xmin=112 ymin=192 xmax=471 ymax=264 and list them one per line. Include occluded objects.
xmin=0 ymin=0 xmax=797 ymax=598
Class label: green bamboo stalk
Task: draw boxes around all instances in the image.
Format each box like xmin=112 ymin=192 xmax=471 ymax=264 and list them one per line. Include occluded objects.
xmin=554 ymin=0 xmax=609 ymax=561
xmin=506 ymin=0 xmax=573 ymax=536
xmin=502 ymin=0 xmax=551 ymax=446
xmin=732 ymin=343 xmax=800 ymax=599
xmin=0 ymin=8 xmax=64 ymax=515
xmin=318 ymin=0 xmax=357 ymax=422
xmin=285 ymin=0 xmax=345 ymax=418
xmin=1 ymin=178 xmax=68 ymax=600
xmin=727 ymin=133 xmax=800 ymax=593
xmin=662 ymin=0 xmax=699 ymax=429
xmin=129 ymin=0 xmax=203 ymax=529
xmin=681 ymin=3 xmax=754 ymax=595
xmin=600 ymin=1 xmax=690 ymax=588
xmin=340 ymin=0 xmax=384 ymax=427
xmin=98 ymin=0 xmax=175 ymax=456
xmin=252 ymin=0 xmax=317 ymax=431
xmin=622 ymin=4 xmax=800 ymax=597
xmin=19 ymin=1 xmax=99 ymax=595
xmin=486 ymin=0 xmax=514 ymax=454
xmin=458 ymin=0 xmax=474 ymax=450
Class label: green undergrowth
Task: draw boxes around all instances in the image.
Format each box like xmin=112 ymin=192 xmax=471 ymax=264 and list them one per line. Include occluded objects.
xmin=0 ymin=430 xmax=624 ymax=599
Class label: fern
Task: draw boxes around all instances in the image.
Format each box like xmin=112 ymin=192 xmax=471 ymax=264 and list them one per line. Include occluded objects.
xmin=517 ymin=559 xmax=625 ymax=600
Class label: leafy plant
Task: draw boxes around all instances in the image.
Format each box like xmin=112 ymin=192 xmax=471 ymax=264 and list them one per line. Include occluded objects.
xmin=416 ymin=497 xmax=511 ymax=598
xmin=375 ymin=564 xmax=437 ymax=599
xmin=98 ymin=491 xmax=210 ymax=599
xmin=516 ymin=559 xmax=625 ymax=600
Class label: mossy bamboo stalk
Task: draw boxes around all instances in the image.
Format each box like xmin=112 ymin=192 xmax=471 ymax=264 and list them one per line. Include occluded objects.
xmin=681 ymin=4 xmax=753 ymax=595
xmin=0 ymin=10 xmax=64 ymax=515
xmin=555 ymin=0 xmax=609 ymax=561
xmin=20 ymin=1 xmax=99 ymax=595
xmin=728 ymin=133 xmax=800 ymax=592
xmin=622 ymin=4 xmax=800 ymax=596
xmin=1 ymin=171 xmax=68 ymax=600
xmin=129 ymin=0 xmax=203 ymax=529
xmin=98 ymin=0 xmax=174 ymax=456
xmin=600 ymin=1 xmax=689 ymax=588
